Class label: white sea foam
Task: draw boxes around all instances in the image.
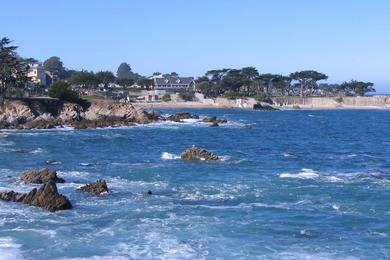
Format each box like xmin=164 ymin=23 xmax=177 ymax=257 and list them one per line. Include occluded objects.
xmin=282 ymin=152 xmax=294 ymax=157
xmin=326 ymin=176 xmax=343 ymax=182
xmin=332 ymin=204 xmax=340 ymax=210
xmin=279 ymin=168 xmax=319 ymax=179
xmin=107 ymin=232 xmax=200 ymax=259
xmin=0 ymin=237 xmax=24 ymax=260
xmin=79 ymin=163 xmax=93 ymax=167
xmin=11 ymin=227 xmax=57 ymax=238
xmin=161 ymin=152 xmax=180 ymax=160
xmin=219 ymin=155 xmax=232 ymax=161
xmin=0 ymin=140 xmax=14 ymax=146
xmin=31 ymin=148 xmax=43 ymax=154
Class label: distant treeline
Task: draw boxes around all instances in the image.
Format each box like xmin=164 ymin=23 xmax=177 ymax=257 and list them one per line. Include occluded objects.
xmin=0 ymin=37 xmax=375 ymax=101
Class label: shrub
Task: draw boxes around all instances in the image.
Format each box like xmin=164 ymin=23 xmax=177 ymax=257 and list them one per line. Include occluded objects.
xmin=162 ymin=94 xmax=171 ymax=102
xmin=48 ymin=80 xmax=80 ymax=103
xmin=335 ymin=97 xmax=343 ymax=103
xmin=178 ymin=89 xmax=195 ymax=101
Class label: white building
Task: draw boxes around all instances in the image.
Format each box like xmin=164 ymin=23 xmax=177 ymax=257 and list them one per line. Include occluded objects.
xmin=27 ymin=63 xmax=47 ymax=87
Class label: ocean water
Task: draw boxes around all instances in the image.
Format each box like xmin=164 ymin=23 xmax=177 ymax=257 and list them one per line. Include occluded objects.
xmin=0 ymin=108 xmax=390 ymax=259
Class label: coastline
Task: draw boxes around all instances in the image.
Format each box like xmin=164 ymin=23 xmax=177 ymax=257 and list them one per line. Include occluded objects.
xmin=132 ymin=100 xmax=390 ymax=111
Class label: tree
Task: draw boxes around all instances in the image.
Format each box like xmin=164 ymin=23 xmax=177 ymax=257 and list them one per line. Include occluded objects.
xmin=43 ymin=56 xmax=65 ymax=78
xmin=95 ymin=71 xmax=115 ymax=86
xmin=289 ymin=70 xmax=328 ymax=97
xmin=340 ymin=80 xmax=375 ymax=96
xmin=170 ymin=72 xmax=179 ymax=77
xmin=137 ymin=78 xmax=153 ymax=88
xmin=272 ymin=76 xmax=291 ymax=95
xmin=257 ymin=73 xmax=279 ymax=94
xmin=116 ymin=62 xmax=132 ymax=79
xmin=48 ymin=80 xmax=79 ymax=102
xmin=116 ymin=77 xmax=134 ymax=87
xmin=206 ymin=69 xmax=230 ymax=82
xmin=220 ymin=69 xmax=246 ymax=97
xmin=241 ymin=67 xmax=259 ymax=81
xmin=69 ymin=70 xmax=97 ymax=88
xmin=0 ymin=37 xmax=29 ymax=101
xmin=240 ymin=67 xmax=259 ymax=95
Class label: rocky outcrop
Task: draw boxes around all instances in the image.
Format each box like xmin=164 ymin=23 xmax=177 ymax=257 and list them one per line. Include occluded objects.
xmin=0 ymin=98 xmax=154 ymax=129
xmin=0 ymin=181 xmax=72 ymax=212
xmin=77 ymin=180 xmax=108 ymax=195
xmin=202 ymin=116 xmax=227 ymax=125
xmin=253 ymin=103 xmax=278 ymax=111
xmin=181 ymin=146 xmax=219 ymax=161
xmin=20 ymin=168 xmax=65 ymax=184
xmin=166 ymin=112 xmax=199 ymax=122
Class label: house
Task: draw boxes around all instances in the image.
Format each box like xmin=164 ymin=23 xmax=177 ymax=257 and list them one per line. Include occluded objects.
xmin=152 ymin=75 xmax=196 ymax=94
xmin=27 ymin=63 xmax=48 ymax=87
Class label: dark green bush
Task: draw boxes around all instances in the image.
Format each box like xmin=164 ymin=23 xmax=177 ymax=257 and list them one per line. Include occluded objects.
xmin=48 ymin=80 xmax=80 ymax=102
xmin=178 ymin=89 xmax=195 ymax=101
xmin=162 ymin=94 xmax=171 ymax=102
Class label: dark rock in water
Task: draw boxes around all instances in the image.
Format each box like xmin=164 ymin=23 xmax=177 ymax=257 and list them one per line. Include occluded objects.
xmin=181 ymin=146 xmax=219 ymax=161
xmin=46 ymin=159 xmax=61 ymax=165
xmin=166 ymin=112 xmax=199 ymax=122
xmin=20 ymin=168 xmax=65 ymax=184
xmin=202 ymin=116 xmax=227 ymax=124
xmin=210 ymin=122 xmax=219 ymax=127
xmin=145 ymin=190 xmax=153 ymax=195
xmin=253 ymin=103 xmax=278 ymax=111
xmin=0 ymin=190 xmax=25 ymax=202
xmin=70 ymin=117 xmax=136 ymax=129
xmin=244 ymin=124 xmax=252 ymax=129
xmin=0 ymin=181 xmax=72 ymax=212
xmin=14 ymin=148 xmax=26 ymax=153
xmin=24 ymin=119 xmax=57 ymax=129
xmin=78 ymin=180 xmax=108 ymax=195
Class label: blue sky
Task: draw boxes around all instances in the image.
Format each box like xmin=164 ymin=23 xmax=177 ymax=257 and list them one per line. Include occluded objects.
xmin=1 ymin=0 xmax=390 ymax=92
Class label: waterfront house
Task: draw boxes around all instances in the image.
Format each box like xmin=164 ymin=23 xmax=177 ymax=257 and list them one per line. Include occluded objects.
xmin=27 ymin=63 xmax=47 ymax=87
xmin=152 ymin=75 xmax=196 ymax=94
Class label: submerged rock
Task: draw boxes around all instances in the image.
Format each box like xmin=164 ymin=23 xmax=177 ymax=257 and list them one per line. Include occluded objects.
xmin=77 ymin=180 xmax=108 ymax=195
xmin=14 ymin=148 xmax=26 ymax=153
xmin=181 ymin=146 xmax=219 ymax=161
xmin=210 ymin=122 xmax=219 ymax=127
xmin=166 ymin=112 xmax=199 ymax=122
xmin=145 ymin=190 xmax=153 ymax=195
xmin=0 ymin=181 xmax=72 ymax=212
xmin=20 ymin=168 xmax=65 ymax=184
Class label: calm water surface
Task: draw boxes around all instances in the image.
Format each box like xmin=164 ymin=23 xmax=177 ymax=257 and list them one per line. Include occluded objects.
xmin=0 ymin=109 xmax=389 ymax=259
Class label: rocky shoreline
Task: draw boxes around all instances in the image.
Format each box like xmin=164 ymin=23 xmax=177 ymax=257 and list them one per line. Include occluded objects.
xmin=0 ymin=98 xmax=155 ymax=129
xmin=0 ymin=98 xmax=232 ymax=129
